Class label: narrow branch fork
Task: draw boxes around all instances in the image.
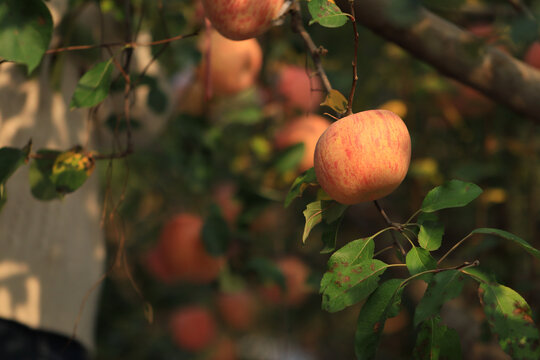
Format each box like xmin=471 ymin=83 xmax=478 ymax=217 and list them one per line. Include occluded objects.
xmin=289 ymin=4 xmax=333 ymax=95
xmin=336 ymin=0 xmax=540 ymax=122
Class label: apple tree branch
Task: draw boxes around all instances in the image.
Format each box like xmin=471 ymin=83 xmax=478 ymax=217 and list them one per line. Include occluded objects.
xmin=336 ymin=0 xmax=540 ymax=122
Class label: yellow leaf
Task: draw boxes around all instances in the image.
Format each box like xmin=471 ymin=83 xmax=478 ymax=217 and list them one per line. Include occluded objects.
xmin=321 ymin=89 xmax=348 ymax=114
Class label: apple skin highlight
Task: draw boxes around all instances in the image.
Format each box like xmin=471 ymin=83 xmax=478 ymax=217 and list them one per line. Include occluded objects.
xmin=202 ymin=0 xmax=284 ymax=41
xmin=314 ymin=110 xmax=411 ymax=205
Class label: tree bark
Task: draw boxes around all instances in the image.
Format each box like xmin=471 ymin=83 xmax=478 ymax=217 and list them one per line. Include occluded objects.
xmin=336 ymin=0 xmax=540 ymax=121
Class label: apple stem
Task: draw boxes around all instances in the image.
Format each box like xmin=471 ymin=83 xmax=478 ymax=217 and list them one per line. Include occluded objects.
xmin=346 ymin=0 xmax=359 ymax=116
xmin=373 ymin=200 xmax=406 ymax=257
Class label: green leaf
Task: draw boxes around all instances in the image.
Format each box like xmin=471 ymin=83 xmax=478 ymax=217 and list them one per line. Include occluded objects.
xmin=308 ymin=0 xmax=348 ymax=28
xmin=406 ymin=247 xmax=437 ymax=280
xmin=274 ymin=143 xmax=305 ymax=173
xmin=0 ymin=0 xmax=53 ymax=73
xmin=0 ymin=145 xmax=28 ymax=184
xmin=327 ymin=238 xmax=374 ymax=269
xmin=247 ymin=258 xmax=286 ymax=290
xmin=421 ymin=180 xmax=482 ymax=212
xmin=479 ymin=283 xmax=540 ymax=359
xmin=418 ymin=221 xmax=444 ymax=251
xmin=70 ymin=59 xmax=114 ymax=109
xmin=413 ymin=316 xmax=462 ymax=360
xmin=414 ymin=270 xmax=465 ymax=327
xmin=471 ymin=228 xmax=540 ymax=259
xmin=355 ymin=279 xmax=404 ymax=360
xmin=320 ymin=218 xmax=342 ymax=254
xmin=202 ymin=204 xmax=230 ymax=256
xmin=320 ymin=89 xmax=348 ymax=114
xmin=320 ymin=259 xmax=388 ymax=313
xmin=50 ymin=148 xmax=95 ymax=194
xmin=284 ymin=167 xmax=318 ymax=208
xmin=302 ymin=200 xmax=347 ymax=244
xmin=29 ymin=150 xmax=62 ymax=200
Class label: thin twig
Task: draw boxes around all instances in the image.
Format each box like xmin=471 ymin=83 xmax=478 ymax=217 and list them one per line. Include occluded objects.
xmin=44 ymin=31 xmax=199 ymax=55
xmin=437 ymin=233 xmax=474 ymax=265
xmin=374 ymin=245 xmax=394 ymax=257
xmin=289 ymin=4 xmax=332 ymax=95
xmin=373 ymin=200 xmax=407 ymax=257
xmin=400 ymin=260 xmax=480 ymax=287
xmin=346 ymin=0 xmax=359 ymax=116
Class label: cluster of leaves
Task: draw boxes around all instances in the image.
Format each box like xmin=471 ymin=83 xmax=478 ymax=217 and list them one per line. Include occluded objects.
xmin=287 ymin=175 xmax=540 ymax=359
xmin=0 ymin=141 xmax=95 ymax=208
xmin=0 ymin=1 xmax=171 ymax=211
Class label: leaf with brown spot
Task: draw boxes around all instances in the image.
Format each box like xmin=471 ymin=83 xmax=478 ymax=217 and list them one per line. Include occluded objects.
xmin=479 ymin=282 xmax=540 ymax=359
xmin=320 ymin=259 xmax=387 ymax=313
xmin=326 ymin=237 xmax=374 ymax=270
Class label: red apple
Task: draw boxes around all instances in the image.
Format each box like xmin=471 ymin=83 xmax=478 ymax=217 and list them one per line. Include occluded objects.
xmin=212 ymin=182 xmax=242 ymax=227
xmin=198 ymin=30 xmax=263 ymax=96
xmin=153 ymin=213 xmax=225 ymax=284
xmin=145 ymin=248 xmax=175 ymax=283
xmin=201 ymin=0 xmax=285 ymax=40
xmin=314 ymin=110 xmax=411 ymax=205
xmin=217 ymin=290 xmax=258 ymax=330
xmin=277 ymin=65 xmax=323 ymax=113
xmin=170 ymin=306 xmax=217 ymax=351
xmin=524 ymin=41 xmax=540 ymax=69
xmin=274 ymin=114 xmax=331 ymax=172
xmin=260 ymin=256 xmax=311 ymax=306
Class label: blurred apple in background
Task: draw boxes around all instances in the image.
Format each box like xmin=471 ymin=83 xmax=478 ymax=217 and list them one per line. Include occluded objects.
xmin=260 ymin=256 xmax=311 ymax=306
xmin=217 ymin=290 xmax=258 ymax=331
xmin=170 ymin=306 xmax=217 ymax=351
xmin=212 ymin=182 xmax=242 ymax=227
xmin=277 ymin=65 xmax=323 ymax=113
xmin=274 ymin=114 xmax=331 ymax=172
xmin=524 ymin=41 xmax=540 ymax=69
xmin=201 ymin=0 xmax=285 ymax=40
xmin=314 ymin=109 xmax=411 ymax=205
xmin=198 ymin=30 xmax=262 ymax=97
xmin=148 ymin=213 xmax=225 ymax=283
